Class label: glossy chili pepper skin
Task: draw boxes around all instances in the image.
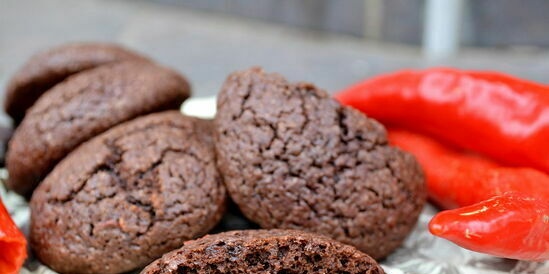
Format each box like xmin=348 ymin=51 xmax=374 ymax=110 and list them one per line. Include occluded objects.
xmin=0 ymin=198 xmax=27 ymax=274
xmin=387 ymin=128 xmax=549 ymax=209
xmin=429 ymin=193 xmax=549 ymax=261
xmin=336 ymin=68 xmax=549 ymax=173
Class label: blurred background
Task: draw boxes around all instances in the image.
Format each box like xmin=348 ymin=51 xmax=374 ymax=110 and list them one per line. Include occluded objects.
xmin=1 ymin=0 xmax=549 ymax=123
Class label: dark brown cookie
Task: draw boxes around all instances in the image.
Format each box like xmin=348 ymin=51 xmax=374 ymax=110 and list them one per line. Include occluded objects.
xmin=30 ymin=111 xmax=226 ymax=274
xmin=141 ymin=229 xmax=385 ymax=274
xmin=6 ymin=61 xmax=191 ymax=196
xmin=214 ymin=67 xmax=426 ymax=259
xmin=4 ymin=42 xmax=149 ymax=122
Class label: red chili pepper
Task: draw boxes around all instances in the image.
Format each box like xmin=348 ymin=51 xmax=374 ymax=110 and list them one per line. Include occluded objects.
xmin=429 ymin=193 xmax=549 ymax=261
xmin=0 ymin=198 xmax=27 ymax=274
xmin=336 ymin=68 xmax=549 ymax=173
xmin=387 ymin=128 xmax=549 ymax=209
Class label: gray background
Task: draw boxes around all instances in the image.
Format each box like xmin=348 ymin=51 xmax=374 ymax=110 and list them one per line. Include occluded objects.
xmin=152 ymin=0 xmax=549 ymax=47
xmin=2 ymin=0 xmax=549 ymax=125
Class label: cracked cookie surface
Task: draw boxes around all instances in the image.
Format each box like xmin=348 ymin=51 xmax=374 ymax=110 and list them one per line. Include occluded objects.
xmin=214 ymin=67 xmax=426 ymax=259
xmin=6 ymin=61 xmax=190 ymax=196
xmin=4 ymin=42 xmax=149 ymax=122
xmin=141 ymin=229 xmax=385 ymax=274
xmin=30 ymin=111 xmax=226 ymax=274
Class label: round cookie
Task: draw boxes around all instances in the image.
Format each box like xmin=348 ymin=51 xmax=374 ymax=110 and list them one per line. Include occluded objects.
xmin=30 ymin=111 xmax=226 ymax=274
xmin=214 ymin=67 xmax=426 ymax=259
xmin=141 ymin=229 xmax=385 ymax=274
xmin=6 ymin=61 xmax=191 ymax=196
xmin=4 ymin=42 xmax=149 ymax=122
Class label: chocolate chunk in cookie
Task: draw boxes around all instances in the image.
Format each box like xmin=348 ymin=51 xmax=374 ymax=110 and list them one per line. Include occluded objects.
xmin=4 ymin=42 xmax=150 ymax=122
xmin=6 ymin=61 xmax=190 ymax=196
xmin=30 ymin=111 xmax=226 ymax=274
xmin=141 ymin=229 xmax=385 ymax=274
xmin=214 ymin=67 xmax=426 ymax=259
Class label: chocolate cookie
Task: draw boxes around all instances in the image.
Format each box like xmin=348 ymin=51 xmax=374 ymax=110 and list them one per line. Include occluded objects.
xmin=4 ymin=42 xmax=149 ymax=122
xmin=214 ymin=67 xmax=426 ymax=259
xmin=6 ymin=61 xmax=190 ymax=196
xmin=30 ymin=111 xmax=226 ymax=274
xmin=141 ymin=229 xmax=385 ymax=274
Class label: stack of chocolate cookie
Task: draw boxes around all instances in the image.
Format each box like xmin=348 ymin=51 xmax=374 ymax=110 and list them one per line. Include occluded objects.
xmin=3 ymin=43 xmax=425 ymax=274
xmin=4 ymin=43 xmax=225 ymax=273
xmin=5 ymin=43 xmax=191 ymax=196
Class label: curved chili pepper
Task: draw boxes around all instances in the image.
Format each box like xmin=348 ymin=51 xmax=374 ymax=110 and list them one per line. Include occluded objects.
xmin=429 ymin=193 xmax=549 ymax=261
xmin=336 ymin=68 xmax=549 ymax=173
xmin=0 ymin=198 xmax=27 ymax=274
xmin=387 ymin=128 xmax=549 ymax=209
